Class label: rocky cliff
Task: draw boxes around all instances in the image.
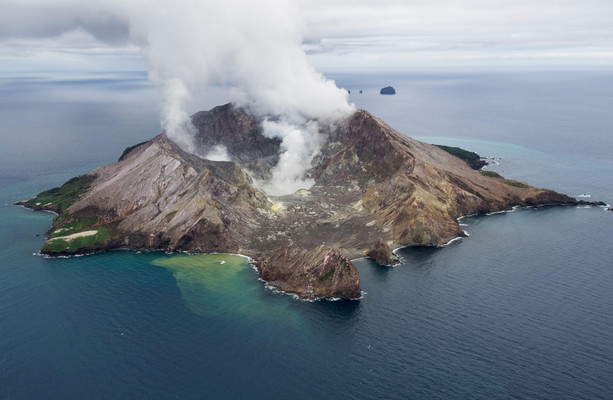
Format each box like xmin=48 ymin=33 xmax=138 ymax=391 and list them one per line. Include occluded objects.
xmin=257 ymin=246 xmax=361 ymax=300
xmin=18 ymin=103 xmax=597 ymax=299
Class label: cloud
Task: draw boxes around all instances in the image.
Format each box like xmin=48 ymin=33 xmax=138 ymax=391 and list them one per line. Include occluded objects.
xmin=297 ymin=0 xmax=613 ymax=67
xmin=2 ymin=0 xmax=613 ymax=68
xmin=0 ymin=2 xmax=129 ymax=45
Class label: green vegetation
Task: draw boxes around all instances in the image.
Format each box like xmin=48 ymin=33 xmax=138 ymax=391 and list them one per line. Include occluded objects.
xmin=480 ymin=170 xmax=504 ymax=179
xmin=479 ymin=170 xmax=530 ymax=189
xmin=24 ymin=174 xmax=96 ymax=213
xmin=503 ymin=180 xmax=530 ymax=189
xmin=318 ymin=269 xmax=335 ymax=282
xmin=434 ymin=145 xmax=487 ymax=170
xmin=22 ymin=175 xmax=109 ymax=253
xmin=42 ymin=226 xmax=110 ymax=254
xmin=48 ymin=226 xmax=75 ymax=238
xmin=118 ymin=141 xmax=148 ymax=162
xmin=51 ymin=206 xmax=104 ymax=236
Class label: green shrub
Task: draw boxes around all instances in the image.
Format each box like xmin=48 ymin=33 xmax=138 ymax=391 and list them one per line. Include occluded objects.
xmin=25 ymin=174 xmax=96 ymax=213
xmin=434 ymin=145 xmax=487 ymax=170
xmin=480 ymin=170 xmax=504 ymax=179
xmin=503 ymin=180 xmax=530 ymax=189
xmin=43 ymin=226 xmax=110 ymax=254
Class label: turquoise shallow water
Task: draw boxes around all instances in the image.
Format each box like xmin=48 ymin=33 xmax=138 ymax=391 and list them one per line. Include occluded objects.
xmin=1 ymin=71 xmax=613 ymax=399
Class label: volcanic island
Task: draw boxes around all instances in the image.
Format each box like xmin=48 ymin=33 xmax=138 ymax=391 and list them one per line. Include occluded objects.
xmin=18 ymin=104 xmax=602 ymax=299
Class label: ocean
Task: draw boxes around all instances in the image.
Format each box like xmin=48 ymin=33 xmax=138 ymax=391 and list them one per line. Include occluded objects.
xmin=1 ymin=69 xmax=612 ymax=399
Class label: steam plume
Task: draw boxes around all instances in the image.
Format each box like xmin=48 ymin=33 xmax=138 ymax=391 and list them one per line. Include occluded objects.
xmin=1 ymin=0 xmax=355 ymax=195
xmin=126 ymin=0 xmax=355 ymax=194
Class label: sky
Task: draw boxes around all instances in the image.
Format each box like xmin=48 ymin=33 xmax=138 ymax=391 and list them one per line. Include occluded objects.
xmin=1 ymin=0 xmax=613 ymax=73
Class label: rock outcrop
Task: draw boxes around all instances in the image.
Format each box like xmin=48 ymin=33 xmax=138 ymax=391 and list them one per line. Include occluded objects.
xmin=380 ymin=86 xmax=396 ymax=95
xmin=366 ymin=239 xmax=399 ymax=266
xmin=19 ymin=103 xmax=601 ymax=299
xmin=257 ymin=246 xmax=361 ymax=299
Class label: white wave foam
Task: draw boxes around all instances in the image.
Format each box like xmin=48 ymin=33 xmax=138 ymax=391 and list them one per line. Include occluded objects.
xmin=443 ymin=236 xmax=463 ymax=246
xmin=258 ymin=276 xmax=362 ymax=302
xmin=577 ymin=194 xmax=591 ymax=198
xmin=486 ymin=206 xmax=518 ymax=216
xmin=457 ymin=213 xmax=478 ymax=222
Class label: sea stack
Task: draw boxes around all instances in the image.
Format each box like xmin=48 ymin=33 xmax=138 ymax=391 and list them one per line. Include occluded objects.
xmin=380 ymin=86 xmax=396 ymax=95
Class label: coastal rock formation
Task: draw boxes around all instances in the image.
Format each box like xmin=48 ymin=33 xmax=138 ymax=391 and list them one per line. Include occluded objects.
xmin=380 ymin=86 xmax=396 ymax=95
xmin=18 ymin=103 xmax=598 ymax=299
xmin=257 ymin=246 xmax=361 ymax=299
xmin=366 ymin=239 xmax=399 ymax=266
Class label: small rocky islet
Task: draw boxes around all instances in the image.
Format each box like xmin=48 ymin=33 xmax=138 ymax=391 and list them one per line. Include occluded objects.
xmin=17 ymin=104 xmax=604 ymax=300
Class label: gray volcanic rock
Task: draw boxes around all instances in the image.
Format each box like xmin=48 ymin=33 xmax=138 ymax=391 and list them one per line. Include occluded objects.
xmin=191 ymin=104 xmax=281 ymax=180
xmin=22 ymin=103 xmax=592 ymax=299
xmin=366 ymin=239 xmax=399 ymax=266
xmin=257 ymin=246 xmax=361 ymax=299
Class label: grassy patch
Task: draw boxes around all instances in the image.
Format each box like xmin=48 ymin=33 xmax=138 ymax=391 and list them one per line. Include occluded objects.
xmin=52 ymin=206 xmax=104 ymax=235
xmin=48 ymin=226 xmax=75 ymax=238
xmin=434 ymin=145 xmax=487 ymax=170
xmin=480 ymin=170 xmax=504 ymax=179
xmin=24 ymin=174 xmax=96 ymax=213
xmin=503 ymin=180 xmax=530 ymax=189
xmin=479 ymin=170 xmax=530 ymax=188
xmin=42 ymin=226 xmax=111 ymax=254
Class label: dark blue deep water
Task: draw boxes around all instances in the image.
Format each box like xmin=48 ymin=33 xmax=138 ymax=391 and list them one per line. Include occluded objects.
xmin=1 ymin=70 xmax=612 ymax=399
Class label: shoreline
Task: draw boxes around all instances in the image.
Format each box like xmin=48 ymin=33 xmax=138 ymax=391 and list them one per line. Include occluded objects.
xmin=16 ymin=191 xmax=610 ymax=301
xmin=25 ymin=199 xmax=608 ymax=261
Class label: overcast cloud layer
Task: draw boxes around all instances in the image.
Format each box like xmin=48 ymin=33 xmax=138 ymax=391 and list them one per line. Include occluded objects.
xmin=300 ymin=0 xmax=613 ymax=69
xmin=2 ymin=0 xmax=613 ymax=71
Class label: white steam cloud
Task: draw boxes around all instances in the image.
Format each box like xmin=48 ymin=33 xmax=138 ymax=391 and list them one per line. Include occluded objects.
xmin=125 ymin=0 xmax=355 ymax=194
xmin=1 ymin=0 xmax=354 ymax=195
xmin=204 ymin=145 xmax=231 ymax=162
xmin=260 ymin=119 xmax=323 ymax=195
xmin=128 ymin=0 xmax=355 ymax=196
